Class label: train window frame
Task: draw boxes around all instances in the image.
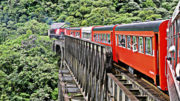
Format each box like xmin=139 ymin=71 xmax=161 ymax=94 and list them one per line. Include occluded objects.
xmin=145 ymin=37 xmax=153 ymax=55
xmin=138 ymin=37 xmax=144 ymax=53
xmin=132 ymin=36 xmax=137 ymax=52
xmin=127 ymin=36 xmax=131 ymax=49
xmin=118 ymin=34 xmax=122 ymax=46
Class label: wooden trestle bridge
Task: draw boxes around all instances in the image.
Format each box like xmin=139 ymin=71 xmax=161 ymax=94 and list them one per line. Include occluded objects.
xmin=53 ymin=36 xmax=169 ymax=101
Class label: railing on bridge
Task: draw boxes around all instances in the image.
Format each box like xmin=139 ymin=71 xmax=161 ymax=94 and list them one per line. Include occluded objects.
xmin=64 ymin=36 xmax=112 ymax=100
xmin=59 ymin=36 xmax=140 ymax=101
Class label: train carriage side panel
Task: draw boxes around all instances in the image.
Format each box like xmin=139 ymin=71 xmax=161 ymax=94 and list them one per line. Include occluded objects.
xmin=158 ymin=20 xmax=169 ymax=91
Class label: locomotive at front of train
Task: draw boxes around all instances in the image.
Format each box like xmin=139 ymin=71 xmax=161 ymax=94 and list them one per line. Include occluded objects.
xmin=166 ymin=1 xmax=180 ymax=101
xmin=113 ymin=20 xmax=169 ymax=91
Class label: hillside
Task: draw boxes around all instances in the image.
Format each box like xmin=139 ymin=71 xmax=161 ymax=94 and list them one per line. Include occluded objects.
xmin=0 ymin=33 xmax=59 ymax=100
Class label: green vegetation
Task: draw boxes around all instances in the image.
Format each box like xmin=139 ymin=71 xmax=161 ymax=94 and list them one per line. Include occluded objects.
xmin=0 ymin=33 xmax=59 ymax=100
xmin=0 ymin=0 xmax=179 ymax=100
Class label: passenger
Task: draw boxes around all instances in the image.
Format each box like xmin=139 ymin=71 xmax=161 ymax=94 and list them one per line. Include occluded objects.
xmin=129 ymin=40 xmax=137 ymax=52
xmin=139 ymin=45 xmax=143 ymax=52
xmin=120 ymin=38 xmax=125 ymax=47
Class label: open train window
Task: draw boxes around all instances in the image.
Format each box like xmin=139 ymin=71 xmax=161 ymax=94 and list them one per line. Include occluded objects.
xmin=116 ymin=34 xmax=118 ymax=46
xmin=108 ymin=34 xmax=111 ymax=44
xmin=76 ymin=32 xmax=80 ymax=37
xmin=138 ymin=37 xmax=144 ymax=53
xmin=145 ymin=37 xmax=152 ymax=55
xmin=121 ymin=35 xmax=126 ymax=48
xmin=71 ymin=32 xmax=74 ymax=36
xmin=103 ymin=34 xmax=106 ymax=43
xmin=118 ymin=35 xmax=121 ymax=46
xmin=132 ymin=36 xmax=137 ymax=51
xmin=127 ymin=36 xmax=131 ymax=49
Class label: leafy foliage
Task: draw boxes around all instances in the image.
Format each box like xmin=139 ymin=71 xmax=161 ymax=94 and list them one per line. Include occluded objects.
xmin=0 ymin=33 xmax=59 ymax=100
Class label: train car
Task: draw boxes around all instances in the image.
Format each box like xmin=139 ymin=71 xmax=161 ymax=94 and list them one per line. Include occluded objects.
xmin=92 ymin=25 xmax=118 ymax=47
xmin=113 ymin=20 xmax=169 ymax=91
xmin=81 ymin=27 xmax=93 ymax=40
xmin=166 ymin=1 xmax=180 ymax=100
xmin=68 ymin=27 xmax=82 ymax=38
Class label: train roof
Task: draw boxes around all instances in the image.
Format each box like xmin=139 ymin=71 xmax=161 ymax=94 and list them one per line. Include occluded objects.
xmin=93 ymin=25 xmax=115 ymax=31
xmin=115 ymin=20 xmax=165 ymax=32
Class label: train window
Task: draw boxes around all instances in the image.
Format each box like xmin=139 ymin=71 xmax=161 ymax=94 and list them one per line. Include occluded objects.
xmin=97 ymin=34 xmax=99 ymax=42
xmin=105 ymin=34 xmax=107 ymax=43
xmin=121 ymin=35 xmax=126 ymax=48
xmin=99 ymin=34 xmax=101 ymax=42
xmin=101 ymin=34 xmax=103 ymax=42
xmin=118 ymin=35 xmax=121 ymax=46
xmin=116 ymin=34 xmax=118 ymax=46
xmin=145 ymin=37 xmax=152 ymax=55
xmin=138 ymin=37 xmax=144 ymax=53
xmin=127 ymin=36 xmax=131 ymax=49
xmin=94 ymin=34 xmax=96 ymax=41
xmin=76 ymin=32 xmax=79 ymax=37
xmin=71 ymin=32 xmax=74 ymax=36
xmin=104 ymin=34 xmax=107 ymax=43
xmin=108 ymin=34 xmax=111 ymax=44
xmin=103 ymin=34 xmax=105 ymax=43
xmin=132 ymin=36 xmax=137 ymax=51
xmin=99 ymin=34 xmax=100 ymax=42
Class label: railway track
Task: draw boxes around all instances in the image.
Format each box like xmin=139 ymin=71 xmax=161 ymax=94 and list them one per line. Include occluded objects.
xmin=58 ymin=61 xmax=86 ymax=101
xmin=110 ymin=63 xmax=170 ymax=101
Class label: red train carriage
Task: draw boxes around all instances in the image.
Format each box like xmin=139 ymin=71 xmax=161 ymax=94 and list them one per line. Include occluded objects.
xmin=68 ymin=27 xmax=82 ymax=38
xmin=113 ymin=20 xmax=169 ymax=91
xmin=92 ymin=25 xmax=117 ymax=47
xmin=166 ymin=1 xmax=180 ymax=100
